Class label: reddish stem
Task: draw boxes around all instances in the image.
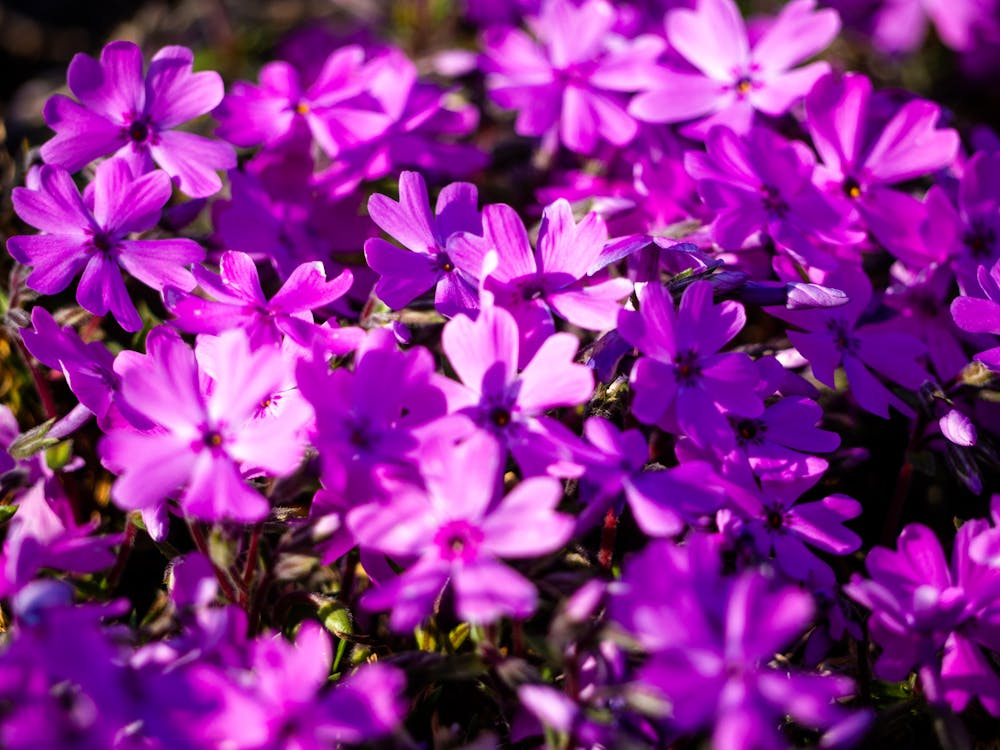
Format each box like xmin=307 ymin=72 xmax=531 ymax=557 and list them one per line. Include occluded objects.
xmin=598 ymin=506 xmax=618 ymax=571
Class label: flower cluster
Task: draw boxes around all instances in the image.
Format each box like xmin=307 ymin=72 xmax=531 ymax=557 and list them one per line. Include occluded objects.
xmin=2 ymin=1 xmax=1000 ymax=747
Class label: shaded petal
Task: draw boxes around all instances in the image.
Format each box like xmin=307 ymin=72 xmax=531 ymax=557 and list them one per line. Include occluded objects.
xmin=7 ymin=235 xmax=89 ymax=295
xmin=150 ymin=130 xmax=236 ymax=198
xmin=40 ymin=96 xmax=125 ymax=171
xmin=145 ymin=46 xmax=225 ymax=128
xmin=667 ymin=0 xmax=748 ymax=81
xmin=480 ymin=476 xmax=571 ymax=557
xmin=77 ymin=254 xmax=141 ymax=331
xmin=788 ymin=495 xmax=862 ymax=554
xmin=453 ymin=557 xmax=537 ymax=623
xmin=67 ymin=42 xmax=144 ymax=120
xmin=119 ymin=238 xmax=202 ymax=291
xmin=517 ymin=333 xmax=593 ymax=413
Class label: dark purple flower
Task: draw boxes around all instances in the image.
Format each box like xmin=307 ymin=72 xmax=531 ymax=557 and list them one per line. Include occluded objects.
xmin=364 ymin=170 xmax=483 ymax=315
xmin=8 ymin=159 xmax=203 ymax=331
xmin=612 ymin=537 xmax=859 ymax=749
xmin=845 ymin=522 xmax=1000 ymax=715
xmin=619 ymin=279 xmax=763 ymax=452
xmin=41 ymin=41 xmax=235 ymax=197
xmin=770 ymin=265 xmax=928 ymax=417
xmin=684 ymin=125 xmax=862 ymax=269
xmin=165 ymin=250 xmax=358 ymax=353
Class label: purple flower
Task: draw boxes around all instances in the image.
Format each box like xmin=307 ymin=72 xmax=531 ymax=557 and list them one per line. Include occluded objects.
xmin=845 ymin=522 xmax=1000 ymax=715
xmin=41 ymin=41 xmax=235 ymax=197
xmin=165 ymin=250 xmax=358 ymax=353
xmin=349 ymin=432 xmax=573 ymax=630
xmin=19 ymin=307 xmax=125 ymax=428
xmin=314 ymin=46 xmax=486 ymax=197
xmin=578 ymin=417 xmax=728 ymax=536
xmin=684 ymin=125 xmax=862 ymax=269
xmin=804 ymin=72 xmax=959 ymax=258
xmin=0 ymin=481 xmax=122 ymax=598
xmin=618 ymin=279 xmax=763 ymax=453
xmin=630 ymin=0 xmax=840 ymax=138
xmin=364 ymin=171 xmax=483 ymax=315
xmin=922 ymin=150 xmax=1000 ymax=292
xmin=100 ymin=328 xmax=304 ymax=523
xmin=213 ymin=167 xmax=376 ymax=281
xmin=720 ymin=473 xmax=862 ymax=588
xmin=482 ymin=0 xmax=663 ymax=154
xmin=950 ymin=258 xmax=1000 ymax=369
xmin=297 ymin=328 xmax=450 ymax=520
xmin=439 ymin=302 xmax=594 ymax=477
xmin=454 ymin=199 xmax=632 ymax=362
xmin=612 ymin=537 xmax=858 ymax=749
xmin=769 ymin=265 xmax=928 ymax=417
xmin=8 ymin=159 xmax=204 ymax=331
xmin=214 ymin=45 xmax=390 ymax=157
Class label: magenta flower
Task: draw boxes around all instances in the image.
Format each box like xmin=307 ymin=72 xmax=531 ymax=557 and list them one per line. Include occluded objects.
xmin=349 ymin=433 xmax=573 ymax=631
xmin=364 ymin=171 xmax=483 ymax=316
xmin=612 ymin=538 xmax=859 ymax=749
xmin=8 ymin=159 xmax=204 ymax=331
xmin=922 ymin=150 xmax=1000 ymax=292
xmin=630 ymin=0 xmax=840 ymax=138
xmin=214 ymin=45 xmax=390 ymax=157
xmin=481 ymin=0 xmax=663 ymax=154
xmin=720 ymin=473 xmax=862 ymax=588
xmin=578 ymin=417 xmax=728 ymax=536
xmin=41 ymin=41 xmax=235 ymax=197
xmin=619 ymin=280 xmax=763 ymax=453
xmin=165 ymin=250 xmax=358 ymax=353
xmin=314 ymin=46 xmax=486 ymax=198
xmin=804 ymin=72 xmax=959 ymax=258
xmin=100 ymin=328 xmax=304 ymax=523
xmin=770 ymin=265 xmax=928 ymax=417
xmin=20 ymin=307 xmax=124 ymax=427
xmin=453 ymin=199 xmax=632 ymax=362
xmin=845 ymin=522 xmax=1000 ymax=715
xmin=684 ymin=125 xmax=862 ymax=269
xmin=950 ymin=258 xmax=1000 ymax=369
xmin=0 ymin=481 xmax=122 ymax=599
xmin=439 ymin=303 xmax=594 ymax=477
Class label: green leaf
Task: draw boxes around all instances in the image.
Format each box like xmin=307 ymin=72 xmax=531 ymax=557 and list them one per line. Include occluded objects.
xmin=45 ymin=439 xmax=74 ymax=470
xmin=8 ymin=419 xmax=58 ymax=459
xmin=0 ymin=505 xmax=18 ymax=525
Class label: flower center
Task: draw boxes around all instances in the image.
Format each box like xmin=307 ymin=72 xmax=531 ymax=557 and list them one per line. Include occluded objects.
xmin=489 ymin=407 xmax=512 ymax=427
xmin=734 ymin=76 xmax=754 ymax=96
xmin=760 ymin=185 xmax=789 ymax=218
xmin=826 ymin=318 xmax=858 ymax=353
xmin=673 ymin=349 xmax=702 ymax=385
xmin=127 ymin=117 xmax=151 ymax=143
xmin=91 ymin=232 xmax=115 ymax=254
xmin=842 ymin=177 xmax=862 ymax=199
xmin=963 ymin=222 xmax=997 ymax=259
xmin=434 ymin=520 xmax=484 ymax=562
xmin=436 ymin=252 xmax=455 ymax=273
xmin=765 ymin=508 xmax=784 ymax=530
xmin=203 ymin=430 xmax=224 ymax=449
xmin=294 ymin=101 xmax=310 ymax=115
xmin=734 ymin=418 xmax=765 ymax=445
